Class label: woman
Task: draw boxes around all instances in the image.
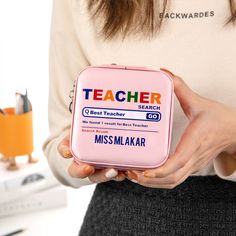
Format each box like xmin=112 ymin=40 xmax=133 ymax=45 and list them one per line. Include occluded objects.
xmin=43 ymin=0 xmax=236 ymax=235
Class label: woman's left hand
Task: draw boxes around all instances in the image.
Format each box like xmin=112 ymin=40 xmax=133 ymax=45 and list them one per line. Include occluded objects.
xmin=126 ymin=71 xmax=236 ymax=189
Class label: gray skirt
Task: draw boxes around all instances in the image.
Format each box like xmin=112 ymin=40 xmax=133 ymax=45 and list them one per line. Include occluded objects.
xmin=79 ymin=176 xmax=236 ymax=236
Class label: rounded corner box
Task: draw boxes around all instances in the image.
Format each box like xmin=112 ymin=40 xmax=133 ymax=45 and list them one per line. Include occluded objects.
xmin=70 ymin=65 xmax=174 ymax=170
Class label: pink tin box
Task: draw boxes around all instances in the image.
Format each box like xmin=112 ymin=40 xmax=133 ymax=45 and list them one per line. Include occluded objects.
xmin=70 ymin=65 xmax=174 ymax=170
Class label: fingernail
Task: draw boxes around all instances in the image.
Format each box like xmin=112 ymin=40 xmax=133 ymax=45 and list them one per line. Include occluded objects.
xmin=142 ymin=171 xmax=155 ymax=178
xmin=127 ymin=171 xmax=138 ymax=182
xmin=83 ymin=165 xmax=94 ymax=175
xmin=105 ymin=169 xmax=118 ymax=178
xmin=160 ymin=68 xmax=175 ymax=77
xmin=63 ymin=149 xmax=72 ymax=158
xmin=113 ymin=173 xmax=126 ymax=181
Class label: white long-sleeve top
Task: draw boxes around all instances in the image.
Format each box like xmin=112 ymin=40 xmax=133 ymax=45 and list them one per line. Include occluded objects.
xmin=42 ymin=0 xmax=236 ymax=188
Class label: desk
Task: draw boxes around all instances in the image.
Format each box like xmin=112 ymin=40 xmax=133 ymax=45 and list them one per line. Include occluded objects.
xmin=0 ymin=179 xmax=95 ymax=236
xmin=0 ymin=156 xmax=96 ymax=236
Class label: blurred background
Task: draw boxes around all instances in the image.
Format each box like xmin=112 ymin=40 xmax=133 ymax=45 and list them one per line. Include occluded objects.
xmin=0 ymin=1 xmax=95 ymax=235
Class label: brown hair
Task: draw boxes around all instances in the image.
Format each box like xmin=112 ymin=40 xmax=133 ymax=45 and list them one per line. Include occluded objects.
xmin=228 ymin=0 xmax=236 ymax=22
xmin=87 ymin=0 xmax=236 ymax=40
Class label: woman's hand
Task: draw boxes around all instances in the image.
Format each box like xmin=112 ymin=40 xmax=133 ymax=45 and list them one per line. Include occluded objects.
xmin=126 ymin=69 xmax=236 ymax=189
xmin=58 ymin=133 xmax=126 ymax=183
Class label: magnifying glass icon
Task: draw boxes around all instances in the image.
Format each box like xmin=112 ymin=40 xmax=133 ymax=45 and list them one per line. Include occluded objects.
xmin=84 ymin=109 xmax=90 ymax=116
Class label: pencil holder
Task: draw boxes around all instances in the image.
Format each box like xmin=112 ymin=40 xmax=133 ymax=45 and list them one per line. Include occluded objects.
xmin=0 ymin=107 xmax=33 ymax=157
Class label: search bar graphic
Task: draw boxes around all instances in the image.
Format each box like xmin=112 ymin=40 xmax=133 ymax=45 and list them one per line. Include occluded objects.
xmin=82 ymin=107 xmax=161 ymax=122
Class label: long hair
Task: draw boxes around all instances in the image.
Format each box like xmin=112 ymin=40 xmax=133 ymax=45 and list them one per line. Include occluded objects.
xmin=87 ymin=0 xmax=236 ymax=40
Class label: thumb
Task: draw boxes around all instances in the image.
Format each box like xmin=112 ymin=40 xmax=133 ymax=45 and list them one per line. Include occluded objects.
xmin=160 ymin=68 xmax=199 ymax=118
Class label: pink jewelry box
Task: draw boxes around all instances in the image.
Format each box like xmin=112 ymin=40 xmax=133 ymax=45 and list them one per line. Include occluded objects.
xmin=70 ymin=65 xmax=174 ymax=170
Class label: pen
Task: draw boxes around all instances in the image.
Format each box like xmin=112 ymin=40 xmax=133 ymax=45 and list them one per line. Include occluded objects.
xmin=0 ymin=108 xmax=5 ymax=115
xmin=15 ymin=93 xmax=24 ymax=114
xmin=1 ymin=228 xmax=27 ymax=236
xmin=23 ymin=90 xmax=30 ymax=113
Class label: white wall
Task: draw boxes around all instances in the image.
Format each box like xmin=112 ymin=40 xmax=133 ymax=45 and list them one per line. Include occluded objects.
xmin=0 ymin=1 xmax=94 ymax=235
xmin=0 ymin=0 xmax=52 ymax=151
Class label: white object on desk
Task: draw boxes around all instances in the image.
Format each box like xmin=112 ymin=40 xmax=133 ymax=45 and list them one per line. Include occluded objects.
xmin=0 ymin=153 xmax=95 ymax=235
xmin=0 ymin=156 xmax=67 ymax=218
xmin=0 ymin=185 xmax=95 ymax=236
xmin=0 ymin=187 xmax=67 ymax=217
xmin=0 ymin=169 xmax=59 ymax=205
xmin=0 ymin=156 xmax=60 ymax=204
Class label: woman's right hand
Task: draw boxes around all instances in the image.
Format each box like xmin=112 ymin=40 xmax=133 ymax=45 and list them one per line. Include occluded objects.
xmin=57 ymin=133 xmax=126 ymax=183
